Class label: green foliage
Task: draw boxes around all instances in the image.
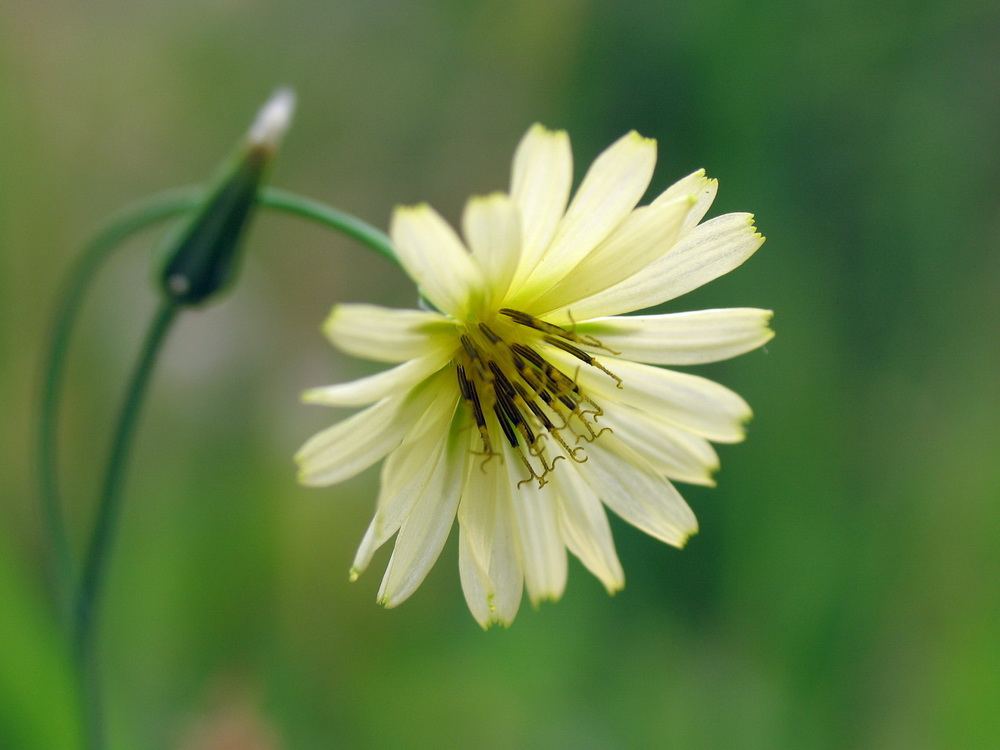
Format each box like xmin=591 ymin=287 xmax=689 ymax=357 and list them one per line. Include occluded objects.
xmin=0 ymin=542 xmax=80 ymax=748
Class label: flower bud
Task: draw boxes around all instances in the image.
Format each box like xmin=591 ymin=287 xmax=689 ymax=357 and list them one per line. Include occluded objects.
xmin=159 ymin=88 xmax=295 ymax=305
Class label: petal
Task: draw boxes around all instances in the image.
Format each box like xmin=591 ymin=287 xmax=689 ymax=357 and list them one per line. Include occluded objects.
xmin=580 ymin=435 xmax=698 ymax=548
xmin=598 ymin=402 xmax=720 ymax=486
xmin=459 ymin=527 xmax=494 ymax=628
xmin=462 ymin=193 xmax=522 ymax=308
xmin=528 ymin=193 xmax=690 ymax=315
xmin=350 ymin=383 xmax=460 ymax=578
xmin=457 ymin=441 xmax=525 ymax=627
xmin=378 ymin=423 xmax=468 ymax=607
xmin=576 ymin=308 xmax=774 ymax=365
xmin=390 ymin=204 xmax=484 ymax=316
xmin=651 ymin=168 xmax=718 ymax=235
xmin=323 ymin=304 xmax=454 ymax=364
xmin=509 ymin=124 xmax=572 ymax=289
xmin=302 ymin=345 xmax=455 ymax=407
xmin=457 ymin=451 xmax=499 ymax=573
xmin=295 ymin=371 xmax=448 ymax=487
xmin=504 ymin=444 xmax=567 ymax=605
xmin=513 ymin=131 xmax=657 ymax=299
xmin=557 ymin=213 xmax=764 ymax=321
xmin=554 ymin=349 xmax=753 ymax=443
xmin=550 ymin=468 xmax=624 ymax=593
xmin=296 ymin=397 xmax=408 ymax=487
xmin=486 ymin=483 xmax=524 ymax=625
xmin=377 ymin=373 xmax=461 ymax=505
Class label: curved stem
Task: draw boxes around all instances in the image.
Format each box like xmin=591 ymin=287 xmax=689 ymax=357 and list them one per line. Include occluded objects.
xmin=73 ymin=300 xmax=181 ymax=750
xmin=259 ymin=187 xmax=398 ymax=266
xmin=42 ymin=184 xmax=393 ymax=749
xmin=38 ymin=188 xmax=205 ymax=616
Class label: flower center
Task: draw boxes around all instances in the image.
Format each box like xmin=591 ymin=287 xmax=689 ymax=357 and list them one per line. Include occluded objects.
xmin=455 ymin=308 xmax=622 ymax=488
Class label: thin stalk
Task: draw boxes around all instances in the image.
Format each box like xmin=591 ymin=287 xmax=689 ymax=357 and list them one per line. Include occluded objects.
xmin=38 ymin=189 xmax=205 ymax=615
xmin=43 ymin=185 xmax=391 ymax=749
xmin=259 ymin=187 xmax=398 ymax=265
xmin=73 ymin=300 xmax=181 ymax=750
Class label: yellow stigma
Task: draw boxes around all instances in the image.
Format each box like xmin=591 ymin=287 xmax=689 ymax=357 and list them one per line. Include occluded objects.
xmin=454 ymin=308 xmax=621 ymax=488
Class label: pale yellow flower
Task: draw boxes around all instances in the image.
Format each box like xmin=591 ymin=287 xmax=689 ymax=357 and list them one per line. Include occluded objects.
xmin=297 ymin=125 xmax=771 ymax=627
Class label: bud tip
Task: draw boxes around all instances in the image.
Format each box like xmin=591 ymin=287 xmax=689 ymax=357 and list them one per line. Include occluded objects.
xmin=248 ymin=88 xmax=296 ymax=149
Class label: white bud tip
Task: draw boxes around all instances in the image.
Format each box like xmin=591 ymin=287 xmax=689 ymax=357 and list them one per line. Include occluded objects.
xmin=248 ymin=88 xmax=296 ymax=148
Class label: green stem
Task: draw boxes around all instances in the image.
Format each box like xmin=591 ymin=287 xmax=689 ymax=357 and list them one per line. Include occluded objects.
xmin=40 ymin=184 xmax=392 ymax=749
xmin=259 ymin=187 xmax=398 ymax=266
xmin=74 ymin=300 xmax=181 ymax=750
xmin=38 ymin=189 xmax=205 ymax=617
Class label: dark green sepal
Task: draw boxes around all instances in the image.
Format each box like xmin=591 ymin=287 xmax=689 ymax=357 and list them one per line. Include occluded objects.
xmin=158 ymin=89 xmax=294 ymax=306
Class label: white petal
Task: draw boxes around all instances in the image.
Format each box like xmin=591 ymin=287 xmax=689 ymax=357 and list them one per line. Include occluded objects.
xmin=457 ymin=445 xmax=525 ymax=627
xmin=462 ymin=193 xmax=522 ymax=308
xmin=302 ymin=346 xmax=454 ymax=407
xmin=459 ymin=527 xmax=494 ymax=628
xmin=390 ymin=204 xmax=484 ymax=316
xmin=651 ymin=169 xmax=718 ymax=234
xmin=456 ymin=443 xmax=500 ymax=572
xmin=349 ymin=520 xmax=381 ymax=583
xmin=551 ymin=468 xmax=624 ymax=593
xmin=504 ymin=444 xmax=567 ymax=605
xmin=580 ymin=435 xmax=698 ymax=548
xmin=598 ymin=402 xmax=720 ymax=486
xmin=323 ymin=304 xmax=454 ymax=364
xmin=295 ymin=371 xmax=449 ymax=487
xmin=350 ymin=385 xmax=459 ymax=578
xmin=509 ymin=124 xmax=572 ymax=289
xmin=558 ymin=213 xmax=764 ymax=320
xmin=570 ymin=353 xmax=753 ymax=443
xmin=513 ymin=131 xmax=657 ymax=299
xmin=528 ymin=194 xmax=690 ymax=314
xmin=296 ymin=396 xmax=408 ymax=487
xmin=377 ymin=375 xmax=461 ymax=505
xmin=378 ymin=427 xmax=467 ymax=607
xmin=576 ymin=308 xmax=774 ymax=365
xmin=486 ymin=483 xmax=524 ymax=625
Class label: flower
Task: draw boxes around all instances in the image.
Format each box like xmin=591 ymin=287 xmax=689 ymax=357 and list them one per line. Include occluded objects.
xmin=296 ymin=125 xmax=771 ymax=627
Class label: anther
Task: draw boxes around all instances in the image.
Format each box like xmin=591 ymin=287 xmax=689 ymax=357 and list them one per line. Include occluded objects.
xmin=460 ymin=335 xmax=480 ymax=360
xmin=493 ymin=403 xmax=520 ymax=448
xmin=488 ymin=362 xmax=516 ymax=397
xmin=543 ymin=336 xmax=623 ymax=388
xmin=458 ymin=364 xmax=493 ymax=455
xmin=478 ymin=322 xmax=502 ymax=344
xmin=564 ymin=309 xmax=621 ymax=354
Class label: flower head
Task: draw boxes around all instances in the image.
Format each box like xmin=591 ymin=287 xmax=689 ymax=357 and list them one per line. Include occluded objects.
xmin=297 ymin=125 xmax=771 ymax=627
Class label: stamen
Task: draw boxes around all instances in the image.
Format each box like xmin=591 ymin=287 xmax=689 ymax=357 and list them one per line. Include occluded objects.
xmin=510 ymin=343 xmax=581 ymax=397
xmin=488 ymin=361 xmax=515 ymax=397
xmin=543 ymin=335 xmax=623 ymax=388
xmin=457 ymin=364 xmax=493 ymax=457
xmin=516 ymin=387 xmax=585 ymax=462
xmin=514 ymin=445 xmax=547 ymax=489
xmin=455 ymin=308 xmax=622 ymax=487
xmin=500 ymin=308 xmax=571 ymax=339
xmin=460 ymin=334 xmax=479 ymax=359
xmin=478 ymin=322 xmax=502 ymax=344
xmin=492 ymin=403 xmax=519 ymax=448
xmin=565 ymin=309 xmax=621 ymax=354
xmin=501 ymin=307 xmax=620 ymax=355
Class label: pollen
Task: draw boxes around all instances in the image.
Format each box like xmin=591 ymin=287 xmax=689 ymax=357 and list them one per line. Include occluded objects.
xmin=455 ymin=309 xmax=620 ymax=488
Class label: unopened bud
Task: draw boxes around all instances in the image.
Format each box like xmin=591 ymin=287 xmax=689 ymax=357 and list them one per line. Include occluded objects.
xmin=159 ymin=88 xmax=296 ymax=305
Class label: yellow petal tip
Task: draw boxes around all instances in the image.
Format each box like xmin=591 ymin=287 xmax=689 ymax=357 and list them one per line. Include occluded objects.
xmin=676 ymin=526 xmax=700 ymax=549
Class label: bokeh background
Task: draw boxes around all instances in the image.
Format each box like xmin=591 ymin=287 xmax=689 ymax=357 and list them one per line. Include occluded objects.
xmin=3 ymin=1 xmax=1000 ymax=748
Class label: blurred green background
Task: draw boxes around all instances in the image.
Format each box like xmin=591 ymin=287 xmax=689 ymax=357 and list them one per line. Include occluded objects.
xmin=3 ymin=0 xmax=1000 ymax=748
